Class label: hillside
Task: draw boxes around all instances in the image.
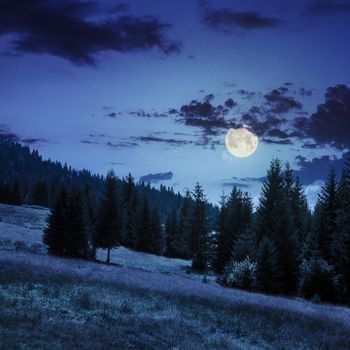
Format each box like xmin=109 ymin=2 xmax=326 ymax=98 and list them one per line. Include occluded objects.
xmin=1 ymin=203 xmax=350 ymax=349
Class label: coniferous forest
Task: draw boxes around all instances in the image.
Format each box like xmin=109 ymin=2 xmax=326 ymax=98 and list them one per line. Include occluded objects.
xmin=1 ymin=140 xmax=350 ymax=306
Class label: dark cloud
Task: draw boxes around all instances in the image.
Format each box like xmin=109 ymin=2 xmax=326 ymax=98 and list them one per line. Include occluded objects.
xmin=236 ymin=89 xmax=256 ymax=100
xmin=179 ymin=100 xmax=233 ymax=135
xmin=129 ymin=110 xmax=168 ymax=118
xmin=294 ymin=152 xmax=350 ymax=185
xmin=305 ymin=1 xmax=350 ymax=16
xmin=22 ymin=138 xmax=48 ymax=145
xmin=132 ymin=135 xmax=192 ymax=146
xmin=139 ymin=171 xmax=173 ymax=184
xmin=299 ymin=87 xmax=313 ymax=97
xmin=0 ymin=124 xmax=20 ymax=141
xmin=262 ymin=138 xmax=293 ymax=145
xmin=301 ymin=142 xmax=319 ymax=149
xmin=106 ymin=141 xmax=138 ymax=148
xmin=266 ymin=128 xmax=290 ymax=139
xmin=222 ymin=182 xmax=250 ymax=189
xmin=0 ymin=0 xmax=181 ymax=65
xmin=107 ymin=112 xmax=117 ymax=118
xmin=81 ymin=140 xmax=99 ymax=145
xmin=199 ymin=1 xmax=280 ymax=31
xmin=307 ymin=84 xmax=350 ymax=149
xmin=241 ymin=114 xmax=284 ymax=137
xmin=224 ymin=98 xmax=237 ymax=109
xmin=264 ymin=89 xmax=302 ymax=114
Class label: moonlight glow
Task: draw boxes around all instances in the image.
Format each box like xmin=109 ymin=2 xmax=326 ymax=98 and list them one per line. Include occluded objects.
xmin=225 ymin=127 xmax=259 ymax=158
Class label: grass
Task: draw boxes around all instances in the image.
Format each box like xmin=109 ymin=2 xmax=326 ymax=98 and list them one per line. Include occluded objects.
xmin=1 ymin=258 xmax=350 ymax=349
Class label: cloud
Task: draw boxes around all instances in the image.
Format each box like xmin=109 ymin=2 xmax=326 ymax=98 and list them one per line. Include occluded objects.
xmin=222 ymin=182 xmax=250 ymax=189
xmin=294 ymin=152 xmax=350 ymax=185
xmin=132 ymin=135 xmax=192 ymax=146
xmin=307 ymin=84 xmax=350 ymax=149
xmin=199 ymin=0 xmax=280 ymax=31
xmin=0 ymin=0 xmax=181 ymax=65
xmin=22 ymin=137 xmax=48 ymax=145
xmin=0 ymin=124 xmax=20 ymax=141
xmin=305 ymin=1 xmax=350 ymax=16
xmin=262 ymin=138 xmax=293 ymax=145
xmin=178 ymin=100 xmax=233 ymax=135
xmin=266 ymin=128 xmax=290 ymax=139
xmin=106 ymin=141 xmax=138 ymax=148
xmin=299 ymin=88 xmax=313 ymax=97
xmin=139 ymin=171 xmax=173 ymax=184
xmin=264 ymin=89 xmax=302 ymax=114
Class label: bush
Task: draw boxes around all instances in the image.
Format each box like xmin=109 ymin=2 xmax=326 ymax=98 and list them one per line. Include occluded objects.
xmin=299 ymin=257 xmax=340 ymax=303
xmin=219 ymin=257 xmax=256 ymax=290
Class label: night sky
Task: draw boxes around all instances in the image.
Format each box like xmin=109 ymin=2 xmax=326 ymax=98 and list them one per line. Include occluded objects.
xmin=1 ymin=0 xmax=350 ymax=206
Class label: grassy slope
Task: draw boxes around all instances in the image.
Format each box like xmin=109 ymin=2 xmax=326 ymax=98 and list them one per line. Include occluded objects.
xmin=1 ymin=204 xmax=350 ymax=349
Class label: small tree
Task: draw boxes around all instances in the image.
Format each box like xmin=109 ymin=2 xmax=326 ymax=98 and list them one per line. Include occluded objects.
xmin=94 ymin=170 xmax=121 ymax=264
xmin=65 ymin=191 xmax=89 ymax=258
xmin=190 ymin=183 xmax=209 ymax=272
xmin=43 ymin=188 xmax=68 ymax=256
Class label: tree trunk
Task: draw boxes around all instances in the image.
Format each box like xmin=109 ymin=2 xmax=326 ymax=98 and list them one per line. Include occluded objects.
xmin=106 ymin=248 xmax=110 ymax=264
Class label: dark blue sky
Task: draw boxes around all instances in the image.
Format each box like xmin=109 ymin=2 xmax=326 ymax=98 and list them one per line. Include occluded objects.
xmin=1 ymin=0 xmax=350 ymax=205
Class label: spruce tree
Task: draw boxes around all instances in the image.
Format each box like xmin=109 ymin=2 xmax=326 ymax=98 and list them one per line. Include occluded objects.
xmin=312 ymin=167 xmax=339 ymax=262
xmin=177 ymin=189 xmax=192 ymax=258
xmin=231 ymin=228 xmax=257 ymax=262
xmin=43 ymin=188 xmax=68 ymax=256
xmin=216 ymin=188 xmax=253 ymax=272
xmin=122 ymin=174 xmax=139 ymax=249
xmin=165 ymin=209 xmax=179 ymax=257
xmin=255 ymin=159 xmax=299 ymax=294
xmin=137 ymin=196 xmax=151 ymax=253
xmin=190 ymin=183 xmax=209 ymax=272
xmin=255 ymin=237 xmax=282 ymax=294
xmin=149 ymin=208 xmax=162 ymax=255
xmin=82 ymin=184 xmax=97 ymax=259
xmin=31 ymin=181 xmax=49 ymax=207
xmin=65 ymin=191 xmax=89 ymax=258
xmin=332 ymin=160 xmax=350 ymax=303
xmin=94 ymin=170 xmax=121 ymax=264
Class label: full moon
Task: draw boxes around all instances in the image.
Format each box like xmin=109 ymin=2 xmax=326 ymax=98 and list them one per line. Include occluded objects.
xmin=225 ymin=127 xmax=258 ymax=158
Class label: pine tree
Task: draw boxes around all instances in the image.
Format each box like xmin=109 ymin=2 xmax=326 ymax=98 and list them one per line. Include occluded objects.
xmin=94 ymin=170 xmax=121 ymax=264
xmin=255 ymin=159 xmax=299 ymax=294
xmin=82 ymin=185 xmax=97 ymax=259
xmin=255 ymin=237 xmax=282 ymax=294
xmin=31 ymin=181 xmax=49 ymax=207
xmin=122 ymin=174 xmax=139 ymax=249
xmin=43 ymin=188 xmax=68 ymax=256
xmin=177 ymin=189 xmax=192 ymax=258
xmin=216 ymin=187 xmax=253 ymax=272
xmin=190 ymin=183 xmax=209 ymax=272
xmin=332 ymin=160 xmax=350 ymax=303
xmin=284 ymin=163 xmax=310 ymax=246
xmin=231 ymin=228 xmax=257 ymax=262
xmin=10 ymin=179 xmax=21 ymax=205
xmin=312 ymin=167 xmax=339 ymax=262
xmin=65 ymin=191 xmax=89 ymax=258
xmin=165 ymin=209 xmax=179 ymax=257
xmin=149 ymin=208 xmax=162 ymax=255
xmin=137 ymin=196 xmax=151 ymax=252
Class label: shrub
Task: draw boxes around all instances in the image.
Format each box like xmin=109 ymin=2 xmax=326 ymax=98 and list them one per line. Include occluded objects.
xmin=219 ymin=257 xmax=256 ymax=290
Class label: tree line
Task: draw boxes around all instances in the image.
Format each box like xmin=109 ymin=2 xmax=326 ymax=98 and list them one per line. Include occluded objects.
xmin=1 ymin=140 xmax=350 ymax=305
